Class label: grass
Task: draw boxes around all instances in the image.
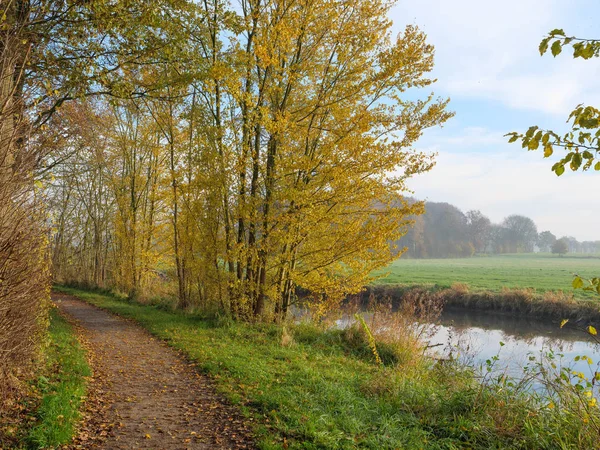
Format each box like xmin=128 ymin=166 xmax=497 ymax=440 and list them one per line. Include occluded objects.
xmin=26 ymin=308 xmax=91 ymax=449
xmin=375 ymin=253 xmax=600 ymax=300
xmin=54 ymin=285 xmax=600 ymax=449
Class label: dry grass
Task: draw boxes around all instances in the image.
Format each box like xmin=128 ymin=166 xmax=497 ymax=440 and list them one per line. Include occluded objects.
xmin=339 ymin=289 xmax=445 ymax=368
xmin=359 ymin=284 xmax=600 ymax=323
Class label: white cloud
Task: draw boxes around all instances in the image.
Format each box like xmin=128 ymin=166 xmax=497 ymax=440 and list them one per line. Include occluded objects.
xmin=447 ymin=62 xmax=600 ymax=116
xmin=391 ymin=1 xmax=600 ymax=240
xmin=426 ymin=126 xmax=504 ymax=147
xmin=392 ymin=0 xmax=600 ymax=116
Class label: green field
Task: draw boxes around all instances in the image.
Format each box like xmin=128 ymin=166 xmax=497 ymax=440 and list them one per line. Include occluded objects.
xmin=376 ymin=254 xmax=600 ymax=299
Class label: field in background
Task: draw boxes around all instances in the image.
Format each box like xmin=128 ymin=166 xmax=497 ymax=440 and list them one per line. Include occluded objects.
xmin=376 ymin=254 xmax=600 ymax=299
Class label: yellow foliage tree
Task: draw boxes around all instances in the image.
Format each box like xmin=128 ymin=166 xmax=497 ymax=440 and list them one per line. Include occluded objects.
xmin=48 ymin=0 xmax=452 ymax=321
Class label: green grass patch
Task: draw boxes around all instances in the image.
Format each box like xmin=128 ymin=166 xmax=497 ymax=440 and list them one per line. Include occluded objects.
xmin=375 ymin=253 xmax=600 ymax=300
xmin=26 ymin=308 xmax=90 ymax=449
xmin=54 ymin=285 xmax=600 ymax=449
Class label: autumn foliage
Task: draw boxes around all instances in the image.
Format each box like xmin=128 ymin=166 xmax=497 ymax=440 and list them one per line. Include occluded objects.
xmin=47 ymin=0 xmax=451 ymax=321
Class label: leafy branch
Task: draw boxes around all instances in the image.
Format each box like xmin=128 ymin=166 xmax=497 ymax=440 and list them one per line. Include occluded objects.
xmin=573 ymin=276 xmax=600 ymax=296
xmin=505 ymin=104 xmax=600 ymax=175
xmin=508 ymin=28 xmax=600 ymax=297
xmin=539 ymin=29 xmax=600 ymax=59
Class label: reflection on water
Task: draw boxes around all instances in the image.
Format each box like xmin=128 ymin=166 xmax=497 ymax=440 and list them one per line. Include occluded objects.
xmin=308 ymin=305 xmax=600 ymax=382
xmin=431 ymin=309 xmax=600 ymax=380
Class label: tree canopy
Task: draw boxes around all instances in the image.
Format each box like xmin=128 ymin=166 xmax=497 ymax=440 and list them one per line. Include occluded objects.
xmin=44 ymin=0 xmax=453 ymax=320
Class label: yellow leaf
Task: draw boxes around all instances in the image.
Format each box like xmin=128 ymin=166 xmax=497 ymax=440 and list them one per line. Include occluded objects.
xmin=560 ymin=319 xmax=569 ymax=328
xmin=145 ymin=434 xmax=151 ymax=439
xmin=588 ymin=326 xmax=597 ymax=336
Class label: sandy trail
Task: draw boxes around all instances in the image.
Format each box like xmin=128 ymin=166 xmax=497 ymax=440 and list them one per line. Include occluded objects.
xmin=53 ymin=293 xmax=254 ymax=450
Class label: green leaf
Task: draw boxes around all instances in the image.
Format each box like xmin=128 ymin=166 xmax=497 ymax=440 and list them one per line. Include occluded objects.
xmin=571 ymin=152 xmax=583 ymax=170
xmin=595 ymin=161 xmax=600 ymax=171
xmin=549 ymin=29 xmax=566 ymax=37
xmin=573 ymin=276 xmax=584 ymax=289
xmin=544 ymin=144 xmax=553 ymax=157
xmin=542 ymin=132 xmax=550 ymax=145
xmin=582 ymin=43 xmax=595 ymax=59
xmin=525 ymin=126 xmax=538 ymax=138
xmin=554 ymin=164 xmax=565 ymax=176
xmin=551 ymin=40 xmax=562 ymax=57
xmin=528 ymin=139 xmax=539 ymax=150
xmin=539 ymin=38 xmax=550 ymax=55
xmin=508 ymin=134 xmax=519 ymax=143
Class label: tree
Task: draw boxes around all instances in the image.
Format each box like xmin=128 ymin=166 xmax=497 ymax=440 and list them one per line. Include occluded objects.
xmin=1 ymin=0 xmax=206 ymax=395
xmin=501 ymin=215 xmax=538 ymax=253
xmin=46 ymin=0 xmax=453 ymax=321
xmin=552 ymin=238 xmax=569 ymax=257
xmin=401 ymin=215 xmax=427 ymax=258
xmin=466 ymin=210 xmax=492 ymax=254
xmin=538 ymin=231 xmax=557 ymax=253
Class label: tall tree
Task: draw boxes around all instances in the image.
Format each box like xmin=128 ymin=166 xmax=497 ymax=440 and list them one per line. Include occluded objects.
xmin=466 ymin=210 xmax=492 ymax=254
xmin=537 ymin=230 xmax=557 ymax=253
xmin=47 ymin=0 xmax=453 ymax=320
xmin=502 ymin=215 xmax=538 ymax=253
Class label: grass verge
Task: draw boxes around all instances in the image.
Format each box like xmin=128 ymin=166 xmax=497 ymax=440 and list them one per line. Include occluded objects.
xmin=55 ymin=285 xmax=600 ymax=449
xmin=26 ymin=308 xmax=90 ymax=449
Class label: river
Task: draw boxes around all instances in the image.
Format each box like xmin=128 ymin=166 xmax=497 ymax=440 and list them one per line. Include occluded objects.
xmin=428 ymin=308 xmax=600 ymax=381
xmin=331 ymin=307 xmax=600 ymax=382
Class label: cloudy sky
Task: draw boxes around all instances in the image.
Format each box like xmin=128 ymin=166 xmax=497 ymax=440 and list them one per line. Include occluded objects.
xmin=390 ymin=0 xmax=599 ymax=241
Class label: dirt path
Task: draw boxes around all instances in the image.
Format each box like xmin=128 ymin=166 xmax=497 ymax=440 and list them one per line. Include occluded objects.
xmin=53 ymin=293 xmax=254 ymax=450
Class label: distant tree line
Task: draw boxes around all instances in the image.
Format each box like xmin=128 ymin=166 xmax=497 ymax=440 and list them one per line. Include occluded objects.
xmin=396 ymin=201 xmax=600 ymax=258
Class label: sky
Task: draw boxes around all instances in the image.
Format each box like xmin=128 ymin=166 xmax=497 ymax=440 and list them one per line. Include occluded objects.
xmin=390 ymin=0 xmax=600 ymax=241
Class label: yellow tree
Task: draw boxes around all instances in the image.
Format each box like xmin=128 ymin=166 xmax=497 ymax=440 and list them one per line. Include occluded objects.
xmin=44 ymin=0 xmax=452 ymax=321
xmin=188 ymin=0 xmax=452 ymax=319
xmin=107 ymin=100 xmax=167 ymax=299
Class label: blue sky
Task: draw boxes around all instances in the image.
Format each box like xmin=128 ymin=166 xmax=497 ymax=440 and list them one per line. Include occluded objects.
xmin=390 ymin=0 xmax=599 ymax=241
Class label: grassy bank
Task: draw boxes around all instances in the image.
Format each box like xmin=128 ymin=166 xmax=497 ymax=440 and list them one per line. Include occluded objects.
xmin=376 ymin=254 xmax=600 ymax=300
xmin=55 ymin=285 xmax=600 ymax=449
xmin=359 ymin=284 xmax=600 ymax=324
xmin=1 ymin=308 xmax=91 ymax=449
xmin=27 ymin=308 xmax=90 ymax=448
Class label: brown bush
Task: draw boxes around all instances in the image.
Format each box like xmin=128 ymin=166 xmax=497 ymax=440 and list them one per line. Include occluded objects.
xmin=0 ymin=32 xmax=51 ymax=405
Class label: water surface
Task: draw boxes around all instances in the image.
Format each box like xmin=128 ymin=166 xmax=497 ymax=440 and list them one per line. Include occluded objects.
xmin=429 ymin=308 xmax=600 ymax=380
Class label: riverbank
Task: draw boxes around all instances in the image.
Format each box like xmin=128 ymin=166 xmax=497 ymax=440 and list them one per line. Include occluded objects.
xmin=52 ymin=285 xmax=600 ymax=449
xmin=360 ymin=284 xmax=600 ymax=324
xmin=0 ymin=308 xmax=90 ymax=449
